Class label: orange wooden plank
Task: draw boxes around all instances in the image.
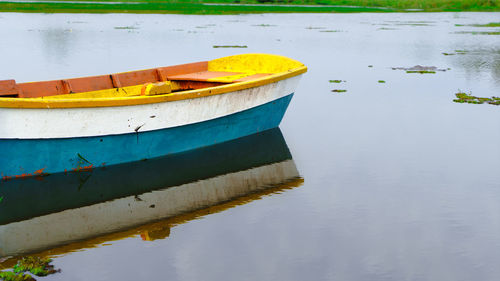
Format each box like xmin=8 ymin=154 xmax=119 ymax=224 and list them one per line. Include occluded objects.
xmin=18 ymin=80 xmax=68 ymax=98
xmin=158 ymin=61 xmax=208 ymax=79
xmin=9 ymin=61 xmax=210 ymax=98
xmin=233 ymin=73 xmax=271 ymax=82
xmin=0 ymin=80 xmax=19 ymax=96
xmin=115 ymin=69 xmax=159 ymax=87
xmin=168 ymin=71 xmax=242 ymax=82
xmin=66 ymin=75 xmax=115 ymax=93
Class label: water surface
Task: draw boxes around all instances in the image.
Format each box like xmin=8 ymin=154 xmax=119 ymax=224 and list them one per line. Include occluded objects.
xmin=0 ymin=12 xmax=500 ymax=281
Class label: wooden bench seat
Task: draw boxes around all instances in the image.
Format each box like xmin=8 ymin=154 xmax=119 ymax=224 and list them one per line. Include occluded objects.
xmin=168 ymin=71 xmax=271 ymax=83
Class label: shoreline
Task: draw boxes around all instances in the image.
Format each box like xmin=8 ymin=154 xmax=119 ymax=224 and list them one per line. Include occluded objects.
xmin=0 ymin=1 xmax=498 ymax=14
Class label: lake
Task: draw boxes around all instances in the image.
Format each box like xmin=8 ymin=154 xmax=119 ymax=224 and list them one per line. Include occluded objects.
xmin=0 ymin=11 xmax=499 ymax=281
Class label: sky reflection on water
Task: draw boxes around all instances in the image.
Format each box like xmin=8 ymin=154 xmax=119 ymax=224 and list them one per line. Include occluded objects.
xmin=0 ymin=11 xmax=499 ymax=281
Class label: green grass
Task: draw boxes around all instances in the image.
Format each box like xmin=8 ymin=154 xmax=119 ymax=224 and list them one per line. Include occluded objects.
xmin=0 ymin=1 xmax=395 ymax=14
xmin=0 ymin=0 xmax=498 ymax=14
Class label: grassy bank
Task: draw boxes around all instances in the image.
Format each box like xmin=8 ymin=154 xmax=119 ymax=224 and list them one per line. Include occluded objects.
xmin=0 ymin=0 xmax=498 ymax=14
xmin=0 ymin=2 xmax=394 ymax=14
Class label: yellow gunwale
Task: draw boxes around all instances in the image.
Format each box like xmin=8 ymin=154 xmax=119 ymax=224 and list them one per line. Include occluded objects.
xmin=0 ymin=54 xmax=307 ymax=109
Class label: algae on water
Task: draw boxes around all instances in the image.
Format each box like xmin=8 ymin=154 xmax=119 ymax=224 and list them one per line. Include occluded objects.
xmin=0 ymin=271 xmax=35 ymax=281
xmin=13 ymin=257 xmax=59 ymax=277
xmin=213 ymin=45 xmax=248 ymax=48
xmin=453 ymin=92 xmax=500 ymax=105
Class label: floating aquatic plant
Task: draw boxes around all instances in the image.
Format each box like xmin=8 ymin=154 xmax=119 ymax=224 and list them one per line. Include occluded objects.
xmin=406 ymin=70 xmax=436 ymax=74
xmin=305 ymin=26 xmax=326 ymax=30
xmin=378 ymin=80 xmax=386 ymax=83
xmin=0 ymin=271 xmax=35 ymax=281
xmin=453 ymin=92 xmax=500 ymax=105
xmin=331 ymin=89 xmax=347 ymax=93
xmin=329 ymin=80 xmax=344 ymax=83
xmin=453 ymin=31 xmax=500 ymax=35
xmin=114 ymin=26 xmax=138 ymax=30
xmin=443 ymin=49 xmax=468 ymax=55
xmin=13 ymin=257 xmax=59 ymax=277
xmin=252 ymin=24 xmax=276 ymax=27
xmin=213 ymin=45 xmax=247 ymax=48
xmin=393 ymin=65 xmax=446 ymax=73
xmin=456 ymin=22 xmax=500 ymax=27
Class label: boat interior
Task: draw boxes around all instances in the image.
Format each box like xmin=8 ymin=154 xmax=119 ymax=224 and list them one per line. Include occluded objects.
xmin=0 ymin=54 xmax=305 ymax=100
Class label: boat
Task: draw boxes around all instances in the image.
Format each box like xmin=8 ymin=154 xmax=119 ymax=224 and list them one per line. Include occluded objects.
xmin=0 ymin=53 xmax=307 ymax=179
xmin=0 ymin=128 xmax=302 ymax=259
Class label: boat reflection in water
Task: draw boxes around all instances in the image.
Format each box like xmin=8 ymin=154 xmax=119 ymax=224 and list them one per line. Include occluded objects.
xmin=0 ymin=128 xmax=302 ymax=263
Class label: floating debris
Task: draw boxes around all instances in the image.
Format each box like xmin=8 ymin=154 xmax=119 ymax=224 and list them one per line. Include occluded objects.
xmin=319 ymin=30 xmax=341 ymax=33
xmin=392 ymin=65 xmax=446 ymax=73
xmin=213 ymin=45 xmax=247 ymax=48
xmin=368 ymin=65 xmax=373 ymax=68
xmin=329 ymin=80 xmax=344 ymax=83
xmin=453 ymin=92 xmax=500 ymax=105
xmin=305 ymin=26 xmax=326 ymax=30
xmin=331 ymin=89 xmax=347 ymax=93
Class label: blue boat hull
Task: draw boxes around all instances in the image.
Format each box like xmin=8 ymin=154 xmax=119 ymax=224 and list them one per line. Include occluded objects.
xmin=0 ymin=94 xmax=293 ymax=179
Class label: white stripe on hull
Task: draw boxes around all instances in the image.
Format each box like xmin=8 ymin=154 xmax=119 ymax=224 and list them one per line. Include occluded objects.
xmin=0 ymin=160 xmax=299 ymax=257
xmin=0 ymin=76 xmax=301 ymax=139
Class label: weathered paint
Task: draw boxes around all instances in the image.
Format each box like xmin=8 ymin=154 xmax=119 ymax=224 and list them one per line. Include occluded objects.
xmin=0 ymin=94 xmax=294 ymax=178
xmin=0 ymin=76 xmax=300 ymax=139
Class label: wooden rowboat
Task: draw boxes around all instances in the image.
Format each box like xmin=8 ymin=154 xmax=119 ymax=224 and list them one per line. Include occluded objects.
xmin=0 ymin=54 xmax=306 ymax=179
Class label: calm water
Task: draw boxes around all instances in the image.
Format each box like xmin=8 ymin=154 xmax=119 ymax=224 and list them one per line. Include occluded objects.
xmin=1 ymin=11 xmax=500 ymax=281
